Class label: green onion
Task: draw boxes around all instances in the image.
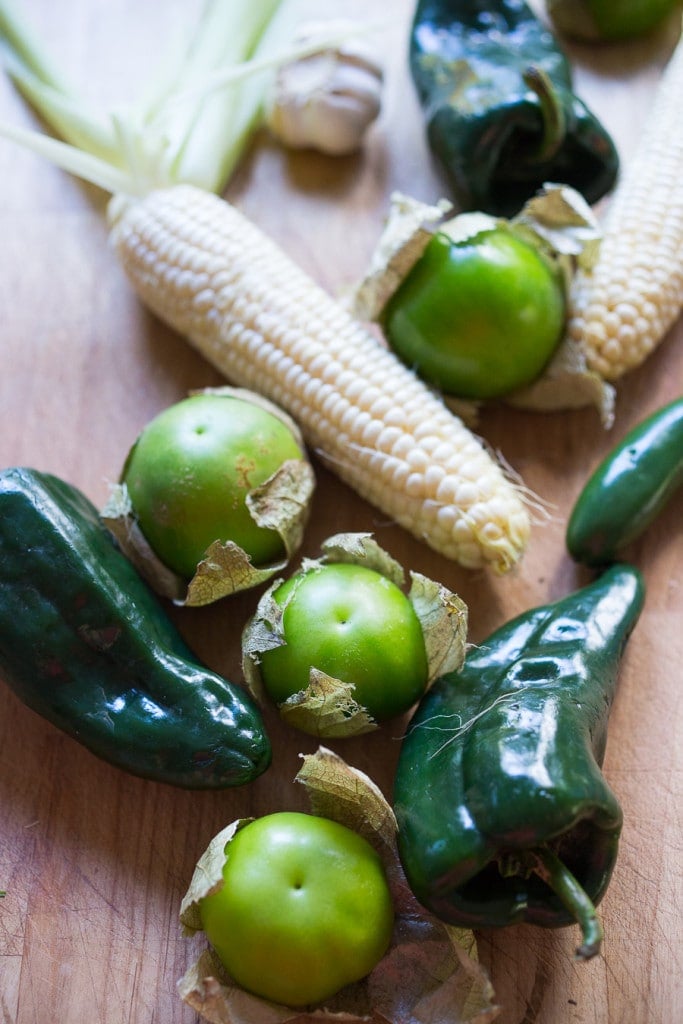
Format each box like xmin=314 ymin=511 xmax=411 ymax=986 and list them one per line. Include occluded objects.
xmin=0 ymin=0 xmax=287 ymax=192
xmin=0 ymin=0 xmax=380 ymax=196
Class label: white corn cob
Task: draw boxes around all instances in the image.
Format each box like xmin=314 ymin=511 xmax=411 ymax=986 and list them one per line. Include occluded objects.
xmin=567 ymin=34 xmax=683 ymax=381
xmin=108 ymin=184 xmax=530 ymax=573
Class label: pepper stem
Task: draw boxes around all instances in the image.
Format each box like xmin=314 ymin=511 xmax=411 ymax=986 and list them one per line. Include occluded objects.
xmin=531 ymin=846 xmax=603 ymax=960
xmin=523 ymin=65 xmax=567 ymax=164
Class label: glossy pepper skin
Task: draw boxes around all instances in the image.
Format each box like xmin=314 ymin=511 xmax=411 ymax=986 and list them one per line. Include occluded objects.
xmin=0 ymin=467 xmax=271 ymax=788
xmin=409 ymin=0 xmax=620 ymax=216
xmin=393 ymin=565 xmax=645 ymax=958
xmin=567 ymin=397 xmax=683 ymax=566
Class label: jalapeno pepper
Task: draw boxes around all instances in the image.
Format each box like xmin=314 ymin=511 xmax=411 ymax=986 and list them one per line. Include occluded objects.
xmin=393 ymin=565 xmax=645 ymax=959
xmin=409 ymin=0 xmax=620 ymax=216
xmin=567 ymin=397 xmax=683 ymax=566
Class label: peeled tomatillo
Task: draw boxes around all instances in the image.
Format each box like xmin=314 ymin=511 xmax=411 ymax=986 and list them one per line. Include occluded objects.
xmin=122 ymin=393 xmax=304 ymax=579
xmin=199 ymin=812 xmax=394 ymax=1007
xmin=547 ymin=0 xmax=681 ymax=41
xmin=382 ymin=228 xmax=566 ymax=400
xmin=258 ymin=562 xmax=429 ymax=724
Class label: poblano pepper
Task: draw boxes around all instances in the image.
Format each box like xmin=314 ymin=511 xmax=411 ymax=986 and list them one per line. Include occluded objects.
xmin=0 ymin=467 xmax=272 ymax=789
xmin=409 ymin=0 xmax=620 ymax=216
xmin=393 ymin=565 xmax=645 ymax=959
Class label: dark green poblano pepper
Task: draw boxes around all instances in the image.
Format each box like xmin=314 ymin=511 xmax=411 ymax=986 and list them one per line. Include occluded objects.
xmin=393 ymin=565 xmax=645 ymax=959
xmin=410 ymin=0 xmax=620 ymax=216
xmin=0 ymin=467 xmax=271 ymax=789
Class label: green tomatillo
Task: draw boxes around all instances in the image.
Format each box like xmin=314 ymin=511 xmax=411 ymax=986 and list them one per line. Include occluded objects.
xmin=199 ymin=812 xmax=395 ymax=1007
xmin=258 ymin=561 xmax=429 ymax=725
xmin=381 ymin=227 xmax=566 ymax=401
xmin=547 ymin=0 xmax=681 ymax=41
xmin=121 ymin=390 xmax=308 ymax=579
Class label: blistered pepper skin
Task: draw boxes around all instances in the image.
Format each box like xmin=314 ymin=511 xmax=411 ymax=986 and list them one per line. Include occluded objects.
xmin=0 ymin=467 xmax=271 ymax=788
xmin=567 ymin=397 xmax=683 ymax=566
xmin=409 ymin=0 xmax=619 ymax=216
xmin=393 ymin=566 xmax=645 ymax=936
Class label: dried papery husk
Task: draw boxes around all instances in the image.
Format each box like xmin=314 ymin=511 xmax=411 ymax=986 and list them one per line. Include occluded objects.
xmin=100 ymin=386 xmax=315 ymax=606
xmin=279 ymin=670 xmax=378 ymax=737
xmin=100 ymin=483 xmax=185 ymax=600
xmin=408 ymin=572 xmax=468 ymax=683
xmin=350 ymin=193 xmax=451 ymax=322
xmin=178 ymin=950 xmax=288 ymax=1024
xmin=179 ymin=820 xmax=250 ymax=935
xmin=241 ymin=583 xmax=286 ymax=705
xmin=241 ymin=533 xmax=468 ymax=738
xmin=178 ymin=747 xmax=500 ymax=1024
xmin=351 ymin=185 xmax=613 ymax=420
xmin=512 ymin=183 xmax=602 ymax=268
xmin=318 ymin=531 xmax=407 ymax=585
xmin=507 ymin=187 xmax=615 ymax=425
xmin=505 ymin=335 xmax=616 ymax=427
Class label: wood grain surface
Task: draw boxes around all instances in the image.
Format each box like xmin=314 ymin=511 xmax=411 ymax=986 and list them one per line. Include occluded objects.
xmin=1 ymin=2 xmax=681 ymax=1023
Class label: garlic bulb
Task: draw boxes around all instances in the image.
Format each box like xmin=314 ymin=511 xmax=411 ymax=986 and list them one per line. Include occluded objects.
xmin=266 ymin=20 xmax=384 ymax=156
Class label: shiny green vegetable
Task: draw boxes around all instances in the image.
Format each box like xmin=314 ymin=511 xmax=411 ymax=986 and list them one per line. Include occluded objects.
xmin=121 ymin=392 xmax=308 ymax=579
xmin=567 ymin=397 xmax=683 ymax=566
xmin=409 ymin=0 xmax=620 ymax=216
xmin=0 ymin=467 xmax=271 ymax=788
xmin=547 ymin=0 xmax=681 ymax=42
xmin=199 ymin=812 xmax=394 ymax=1007
xmin=382 ymin=226 xmax=566 ymax=399
xmin=258 ymin=562 xmax=429 ymax=727
xmin=393 ymin=565 xmax=645 ymax=959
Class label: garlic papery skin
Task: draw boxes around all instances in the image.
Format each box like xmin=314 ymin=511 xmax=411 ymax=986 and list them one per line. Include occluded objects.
xmin=266 ymin=20 xmax=384 ymax=156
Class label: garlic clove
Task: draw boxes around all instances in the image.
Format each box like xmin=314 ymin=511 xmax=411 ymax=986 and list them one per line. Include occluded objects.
xmin=267 ymin=19 xmax=384 ymax=156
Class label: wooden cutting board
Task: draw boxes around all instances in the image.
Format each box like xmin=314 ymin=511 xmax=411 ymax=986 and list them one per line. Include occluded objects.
xmin=0 ymin=2 xmax=681 ymax=1022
